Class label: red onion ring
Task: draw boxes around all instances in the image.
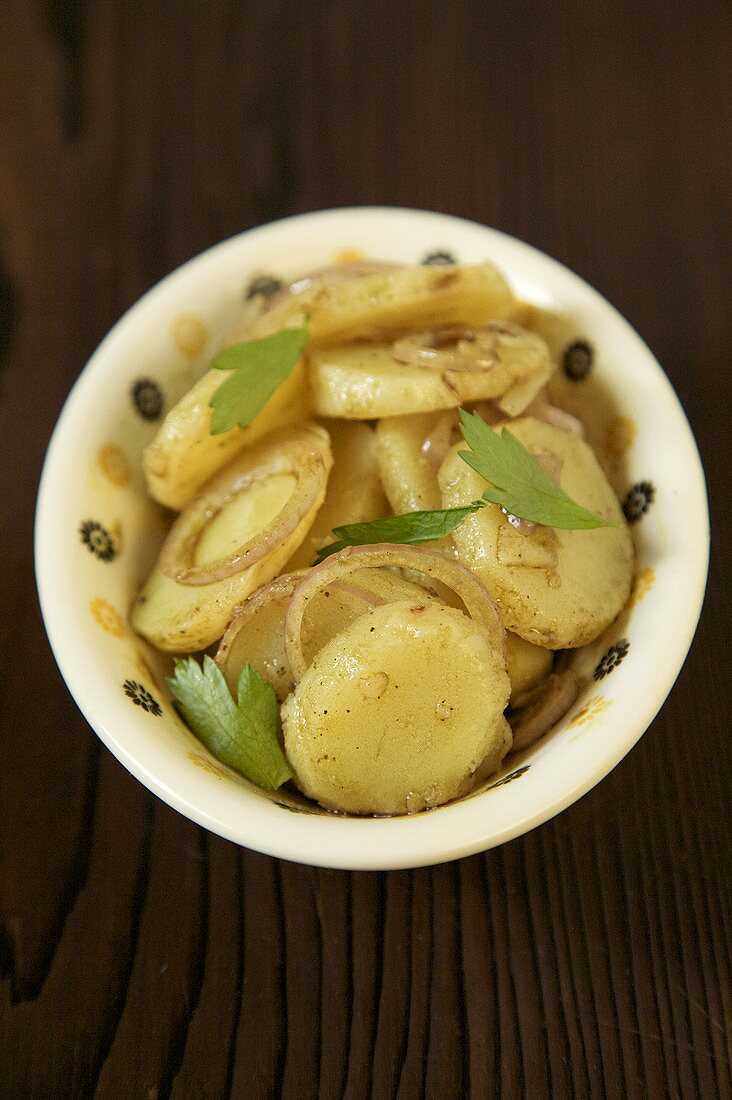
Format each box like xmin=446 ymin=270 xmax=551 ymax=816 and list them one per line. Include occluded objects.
xmin=215 ymin=572 xmax=303 ymax=697
xmin=159 ymin=427 xmax=331 ymax=587
xmin=524 ymin=394 xmax=585 ymax=437
xmin=283 ymin=543 xmax=506 ymax=684
xmin=216 ymin=573 xmax=389 ymax=699
xmin=392 ymin=321 xmax=524 ymax=373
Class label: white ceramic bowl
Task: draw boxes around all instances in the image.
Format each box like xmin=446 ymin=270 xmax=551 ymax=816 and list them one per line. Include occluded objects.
xmin=35 ymin=207 xmax=709 ymax=869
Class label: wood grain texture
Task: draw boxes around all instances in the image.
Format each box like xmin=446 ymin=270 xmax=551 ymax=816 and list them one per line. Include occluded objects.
xmin=0 ymin=0 xmax=730 ymax=1096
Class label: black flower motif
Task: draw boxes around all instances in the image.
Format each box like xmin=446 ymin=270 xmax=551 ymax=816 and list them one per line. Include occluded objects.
xmin=422 ymin=249 xmax=457 ymax=266
xmin=594 ymin=639 xmax=630 ymax=681
xmin=123 ymin=680 xmax=162 ymax=716
xmin=79 ymin=520 xmax=117 ymax=562
xmin=488 ymin=764 xmax=530 ymax=790
xmin=562 ymin=339 xmax=594 ymax=381
xmin=245 ymin=274 xmax=284 ymax=300
xmin=131 ymin=378 xmax=163 ymax=421
xmin=623 ymin=481 xmax=655 ymax=523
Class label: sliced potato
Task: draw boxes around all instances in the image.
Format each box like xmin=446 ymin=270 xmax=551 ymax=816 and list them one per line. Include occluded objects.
xmin=375 ymin=413 xmax=445 ymax=513
xmin=282 ymin=600 xmax=511 ymax=815
xmin=132 ymin=426 xmax=332 ymax=652
xmin=143 ymin=359 xmax=310 ymax=510
xmin=238 ymin=262 xmax=516 ymax=346
xmin=506 ymin=632 xmax=554 ymax=700
xmin=439 ymin=416 xmax=634 ymax=648
xmin=309 ymin=343 xmax=486 ymax=418
xmin=285 ymin=421 xmax=389 ymax=570
xmin=309 ymin=324 xmax=552 ymax=419
xmin=496 ymin=359 xmax=555 ymax=417
xmin=301 ymin=568 xmax=442 ymax=679
xmin=216 ymin=568 xmax=439 ymax=701
xmin=461 ymin=715 xmax=514 ymax=792
xmin=144 ymin=263 xmax=514 ymax=509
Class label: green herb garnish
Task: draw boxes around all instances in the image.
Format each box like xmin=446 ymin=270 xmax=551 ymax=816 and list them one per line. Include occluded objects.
xmin=314 ymin=410 xmax=615 ymax=560
xmin=458 ymin=409 xmax=614 ymax=530
xmin=314 ymin=503 xmax=485 ymax=563
xmin=208 ymin=325 xmax=309 ymax=435
xmin=168 ymin=656 xmax=293 ymax=789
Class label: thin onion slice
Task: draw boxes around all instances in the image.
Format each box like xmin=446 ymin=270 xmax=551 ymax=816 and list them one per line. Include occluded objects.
xmin=216 ymin=572 xmax=303 ymax=698
xmin=524 ymin=393 xmax=585 ymax=437
xmin=217 ymin=573 xmax=392 ymax=701
xmin=283 ymin=543 xmax=506 ymax=684
xmin=326 ymin=580 xmax=388 ymax=608
xmin=392 ymin=321 xmax=524 ymax=373
xmin=159 ymin=426 xmax=331 ymax=587
xmin=471 ymin=400 xmax=505 ymax=426
xmin=534 ymin=451 xmax=564 ymax=483
xmin=509 ymin=669 xmax=579 ymax=751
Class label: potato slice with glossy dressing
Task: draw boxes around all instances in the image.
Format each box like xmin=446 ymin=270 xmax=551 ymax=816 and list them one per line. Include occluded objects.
xmin=438 ymin=416 xmax=634 ymax=648
xmin=506 ymin=632 xmax=554 ymax=700
xmin=309 ymin=332 xmax=549 ymax=419
xmin=285 ymin=421 xmax=389 ymax=570
xmin=143 ymin=359 xmax=310 ymax=510
xmin=144 ymin=263 xmax=513 ymax=508
xmin=310 ymin=321 xmax=551 ymax=421
xmin=240 ymin=262 xmax=516 ymax=346
xmin=216 ymin=568 xmax=439 ymax=701
xmin=375 ymin=413 xmax=445 ymax=513
xmin=282 ymin=600 xmax=511 ymax=815
xmin=461 ymin=715 xmax=514 ymax=792
xmin=132 ymin=426 xmax=332 ymax=652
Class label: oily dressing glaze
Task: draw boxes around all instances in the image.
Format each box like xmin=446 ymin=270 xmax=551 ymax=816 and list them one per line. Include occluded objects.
xmin=131 ymin=257 xmax=635 ymax=816
xmin=132 ymin=425 xmax=332 ymax=651
xmin=282 ymin=600 xmax=511 ymax=815
xmin=439 ymin=417 xmax=633 ymax=649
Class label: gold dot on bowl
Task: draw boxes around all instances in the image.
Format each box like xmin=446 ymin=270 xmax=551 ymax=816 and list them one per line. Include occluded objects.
xmin=97 ymin=443 xmax=130 ymax=487
xmin=567 ymin=694 xmax=609 ymax=730
xmin=605 ymin=416 xmax=637 ymax=461
xmin=90 ymin=597 xmax=126 ymax=638
xmin=171 ymin=313 xmax=209 ymax=359
xmin=332 ymin=248 xmax=367 ymax=264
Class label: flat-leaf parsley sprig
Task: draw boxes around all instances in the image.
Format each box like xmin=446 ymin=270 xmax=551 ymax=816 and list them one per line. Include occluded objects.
xmin=457 ymin=409 xmax=614 ymax=530
xmin=314 ymin=503 xmax=485 ymax=563
xmin=208 ymin=325 xmax=309 ymax=435
xmin=315 ymin=408 xmax=615 ymax=560
xmin=168 ymin=656 xmax=293 ymax=789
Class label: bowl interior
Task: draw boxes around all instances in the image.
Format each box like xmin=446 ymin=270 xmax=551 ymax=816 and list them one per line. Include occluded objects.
xmin=35 ymin=207 xmax=709 ymax=869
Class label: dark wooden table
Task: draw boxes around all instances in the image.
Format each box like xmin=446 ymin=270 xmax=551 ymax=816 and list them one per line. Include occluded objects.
xmin=1 ymin=2 xmax=729 ymax=1096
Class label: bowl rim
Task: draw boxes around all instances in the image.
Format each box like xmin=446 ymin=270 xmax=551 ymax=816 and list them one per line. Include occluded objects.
xmin=35 ymin=206 xmax=710 ymax=869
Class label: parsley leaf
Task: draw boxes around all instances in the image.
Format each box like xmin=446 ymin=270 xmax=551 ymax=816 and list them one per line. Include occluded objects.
xmin=314 ymin=502 xmax=485 ymax=563
xmin=458 ymin=409 xmax=615 ymax=530
xmin=208 ymin=325 xmax=309 ymax=435
xmin=168 ymin=656 xmax=293 ymax=789
xmin=313 ymin=407 xmax=614 ymax=561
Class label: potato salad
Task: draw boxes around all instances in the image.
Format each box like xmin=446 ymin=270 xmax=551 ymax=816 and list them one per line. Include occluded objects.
xmin=131 ymin=260 xmax=634 ymax=815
